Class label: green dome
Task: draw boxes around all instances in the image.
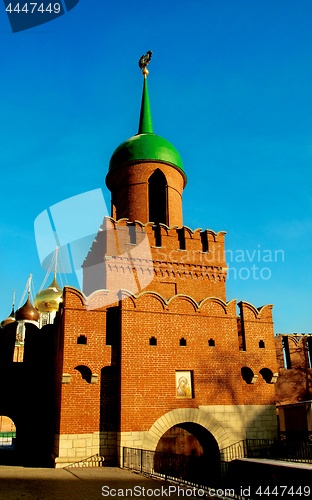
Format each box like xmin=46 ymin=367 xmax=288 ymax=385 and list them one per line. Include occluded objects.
xmin=108 ymin=132 xmax=184 ymax=173
xmin=107 ymin=73 xmax=186 ymax=183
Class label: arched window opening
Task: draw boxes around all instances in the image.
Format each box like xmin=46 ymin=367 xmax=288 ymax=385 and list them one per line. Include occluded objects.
xmin=241 ymin=366 xmax=257 ymax=384
xmin=259 ymin=340 xmax=265 ymax=348
xmin=282 ymin=336 xmax=291 ymax=369
xmin=128 ymin=223 xmax=136 ymax=245
xmin=149 ymin=336 xmax=157 ymax=346
xmin=148 ymin=170 xmax=168 ymax=225
xmin=77 ymin=335 xmax=87 ymax=345
xmin=200 ymin=230 xmax=209 ymax=252
xmin=177 ymin=228 xmax=186 ymax=250
xmin=180 ymin=337 xmax=187 ymax=346
xmin=208 ymin=338 xmax=215 ymax=347
xmin=260 ymin=368 xmax=274 ymax=384
xmin=153 ymin=225 xmax=162 ymax=247
xmin=237 ymin=317 xmax=246 ymax=351
xmin=75 ymin=365 xmax=92 ymax=384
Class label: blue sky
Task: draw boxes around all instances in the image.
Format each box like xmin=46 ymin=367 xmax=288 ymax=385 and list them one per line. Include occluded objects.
xmin=0 ymin=0 xmax=311 ymax=332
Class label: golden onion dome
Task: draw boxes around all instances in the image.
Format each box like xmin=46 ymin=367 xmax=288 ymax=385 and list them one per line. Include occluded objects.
xmin=1 ymin=307 xmax=15 ymax=327
xmin=34 ymin=275 xmax=63 ymax=313
xmin=15 ymin=294 xmax=40 ymax=322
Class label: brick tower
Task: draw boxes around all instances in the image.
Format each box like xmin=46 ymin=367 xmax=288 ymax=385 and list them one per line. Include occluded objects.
xmin=82 ymin=62 xmax=227 ymax=305
xmin=53 ymin=55 xmax=279 ymax=469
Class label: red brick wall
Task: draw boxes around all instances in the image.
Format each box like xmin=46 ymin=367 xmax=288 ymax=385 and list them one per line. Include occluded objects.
xmin=57 ymin=270 xmax=278 ymax=437
xmin=238 ymin=302 xmax=278 ymax=405
xmin=117 ymin=293 xmax=277 ymax=433
xmin=83 ymin=218 xmax=227 ymax=302
xmin=57 ymin=288 xmax=113 ymax=435
xmin=106 ymin=162 xmax=185 ymax=226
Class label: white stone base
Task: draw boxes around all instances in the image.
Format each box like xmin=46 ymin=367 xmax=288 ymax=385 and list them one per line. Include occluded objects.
xmin=53 ymin=431 xmax=117 ymax=468
xmin=119 ymin=405 xmax=278 ymax=462
xmin=53 ymin=406 xmax=278 ymax=467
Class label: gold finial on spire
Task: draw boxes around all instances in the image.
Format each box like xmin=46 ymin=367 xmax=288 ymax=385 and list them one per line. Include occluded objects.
xmin=138 ymin=50 xmax=152 ymax=78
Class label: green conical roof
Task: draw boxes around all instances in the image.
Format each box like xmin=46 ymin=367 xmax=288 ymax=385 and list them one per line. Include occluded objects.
xmin=138 ymin=77 xmax=153 ymax=134
xmin=108 ymin=74 xmax=186 ymax=183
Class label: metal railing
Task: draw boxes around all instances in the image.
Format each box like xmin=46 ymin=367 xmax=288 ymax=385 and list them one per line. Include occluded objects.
xmin=220 ymin=440 xmax=247 ymax=462
xmin=280 ymin=431 xmax=312 ymax=443
xmin=123 ymin=438 xmax=312 ymax=500
xmin=267 ymin=438 xmax=312 ymax=463
xmin=123 ymin=447 xmax=221 ymax=489
xmin=219 ymin=437 xmax=312 ymax=464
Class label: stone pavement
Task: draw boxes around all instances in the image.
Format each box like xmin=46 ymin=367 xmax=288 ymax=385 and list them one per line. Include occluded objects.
xmin=0 ymin=466 xmax=220 ymax=499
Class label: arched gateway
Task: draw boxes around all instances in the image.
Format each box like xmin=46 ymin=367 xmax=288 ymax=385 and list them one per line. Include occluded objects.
xmin=143 ymin=408 xmax=230 ymax=450
xmin=141 ymin=408 xmax=230 ymax=485
xmin=0 ymin=415 xmax=17 ymax=466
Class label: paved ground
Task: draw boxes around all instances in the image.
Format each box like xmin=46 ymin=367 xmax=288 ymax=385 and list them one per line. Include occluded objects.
xmin=0 ymin=466 xmax=220 ymax=500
